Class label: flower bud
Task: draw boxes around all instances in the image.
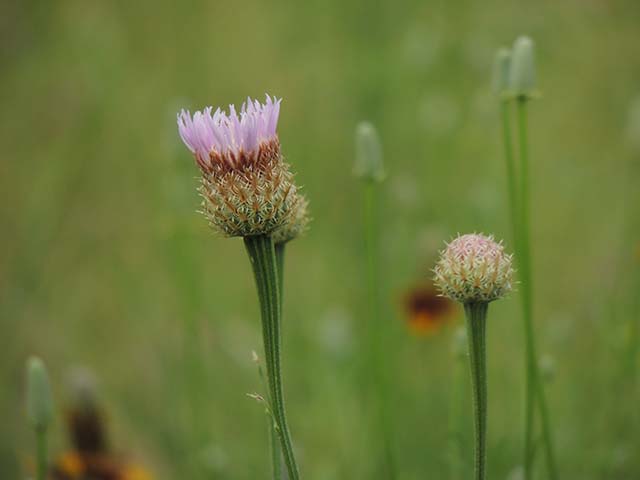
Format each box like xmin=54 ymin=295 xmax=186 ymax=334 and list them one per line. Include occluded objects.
xmin=492 ymin=47 xmax=511 ymax=96
xmin=509 ymin=36 xmax=537 ymax=98
xmin=26 ymin=356 xmax=54 ymax=432
xmin=433 ymin=233 xmax=514 ymax=304
xmin=354 ymin=122 xmax=385 ymax=182
xmin=539 ymin=354 xmax=555 ymax=383
xmin=451 ymin=326 xmax=467 ymax=359
xmin=271 ymin=193 xmax=310 ymax=244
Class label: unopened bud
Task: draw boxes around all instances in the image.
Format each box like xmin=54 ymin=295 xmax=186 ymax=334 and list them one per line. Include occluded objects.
xmin=539 ymin=354 xmax=555 ymax=383
xmin=26 ymin=356 xmax=54 ymax=432
xmin=434 ymin=233 xmax=514 ymax=304
xmin=492 ymin=47 xmax=511 ymax=96
xmin=354 ymin=122 xmax=385 ymax=182
xmin=509 ymin=36 xmax=537 ymax=98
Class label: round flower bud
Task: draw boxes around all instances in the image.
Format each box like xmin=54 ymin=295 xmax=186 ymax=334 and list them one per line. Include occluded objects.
xmin=433 ymin=233 xmax=514 ymax=304
xmin=26 ymin=356 xmax=54 ymax=432
xmin=509 ymin=36 xmax=537 ymax=98
xmin=492 ymin=47 xmax=511 ymax=96
xmin=271 ymin=193 xmax=310 ymax=245
xmin=354 ymin=122 xmax=385 ymax=182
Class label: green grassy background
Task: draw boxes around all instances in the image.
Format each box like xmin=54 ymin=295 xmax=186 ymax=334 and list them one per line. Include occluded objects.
xmin=1 ymin=0 xmax=639 ymax=478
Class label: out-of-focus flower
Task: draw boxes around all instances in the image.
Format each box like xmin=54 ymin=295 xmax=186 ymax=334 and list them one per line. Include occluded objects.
xmin=177 ymin=95 xmax=306 ymax=238
xmin=434 ymin=233 xmax=514 ymax=304
xmin=492 ymin=47 xmax=511 ymax=96
xmin=50 ymin=369 xmax=152 ymax=480
xmin=403 ymin=284 xmax=457 ymax=336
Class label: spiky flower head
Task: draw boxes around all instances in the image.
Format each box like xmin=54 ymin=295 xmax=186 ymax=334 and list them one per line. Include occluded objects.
xmin=177 ymin=95 xmax=305 ymax=237
xmin=433 ymin=233 xmax=514 ymax=304
xmin=271 ymin=193 xmax=310 ymax=245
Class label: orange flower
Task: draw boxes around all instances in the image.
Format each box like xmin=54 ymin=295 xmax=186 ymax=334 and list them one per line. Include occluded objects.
xmin=403 ymin=284 xmax=457 ymax=336
xmin=50 ymin=370 xmax=152 ymax=480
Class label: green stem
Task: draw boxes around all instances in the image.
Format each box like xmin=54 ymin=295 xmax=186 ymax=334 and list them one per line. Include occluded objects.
xmin=244 ymin=235 xmax=299 ymax=480
xmin=363 ymin=181 xmax=396 ymax=479
xmin=272 ymin=241 xmax=286 ymax=480
xmin=516 ymin=98 xmax=558 ymax=480
xmin=448 ymin=335 xmax=466 ymax=480
xmin=501 ymin=100 xmax=519 ymax=254
xmin=464 ymin=303 xmax=488 ymax=480
xmin=36 ymin=429 xmax=47 ymax=480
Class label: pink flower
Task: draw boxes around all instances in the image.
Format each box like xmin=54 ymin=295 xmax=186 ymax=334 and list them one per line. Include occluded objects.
xmin=177 ymin=95 xmax=281 ymax=172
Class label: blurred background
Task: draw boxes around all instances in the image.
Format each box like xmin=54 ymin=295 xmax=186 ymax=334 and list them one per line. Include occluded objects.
xmin=1 ymin=0 xmax=639 ymax=478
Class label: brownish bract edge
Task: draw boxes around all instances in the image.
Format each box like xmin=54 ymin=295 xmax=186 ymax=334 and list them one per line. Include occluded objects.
xmin=195 ymin=137 xmax=281 ymax=176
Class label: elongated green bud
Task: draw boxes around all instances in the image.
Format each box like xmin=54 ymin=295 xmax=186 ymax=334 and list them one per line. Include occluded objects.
xmin=354 ymin=122 xmax=385 ymax=182
xmin=26 ymin=357 xmax=54 ymax=432
xmin=509 ymin=36 xmax=537 ymax=98
xmin=492 ymin=47 xmax=511 ymax=97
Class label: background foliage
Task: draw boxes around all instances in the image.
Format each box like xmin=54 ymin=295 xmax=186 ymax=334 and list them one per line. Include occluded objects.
xmin=1 ymin=1 xmax=639 ymax=478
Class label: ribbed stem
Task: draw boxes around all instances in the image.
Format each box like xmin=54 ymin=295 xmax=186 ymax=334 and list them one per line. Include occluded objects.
xmin=516 ymin=98 xmax=558 ymax=480
xmin=363 ymin=181 xmax=396 ymax=479
xmin=36 ymin=429 xmax=47 ymax=480
xmin=244 ymin=235 xmax=299 ymax=480
xmin=464 ymin=303 xmax=488 ymax=480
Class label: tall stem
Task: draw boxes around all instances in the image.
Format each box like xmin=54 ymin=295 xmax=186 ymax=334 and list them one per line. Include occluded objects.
xmin=448 ymin=332 xmax=467 ymax=480
xmin=244 ymin=235 xmax=299 ymax=480
xmin=516 ymin=98 xmax=558 ymax=480
xmin=36 ymin=429 xmax=47 ymax=480
xmin=501 ymin=100 xmax=519 ymax=253
xmin=272 ymin=241 xmax=286 ymax=480
xmin=464 ymin=303 xmax=488 ymax=480
xmin=363 ymin=181 xmax=396 ymax=479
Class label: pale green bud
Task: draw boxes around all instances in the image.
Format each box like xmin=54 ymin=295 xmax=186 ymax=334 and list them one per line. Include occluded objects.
xmin=451 ymin=326 xmax=467 ymax=359
xmin=26 ymin=356 xmax=54 ymax=432
xmin=509 ymin=36 xmax=537 ymax=98
xmin=539 ymin=354 xmax=555 ymax=383
xmin=492 ymin=47 xmax=511 ymax=96
xmin=354 ymin=122 xmax=385 ymax=182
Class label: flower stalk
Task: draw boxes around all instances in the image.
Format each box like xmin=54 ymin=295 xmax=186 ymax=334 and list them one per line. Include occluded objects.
xmin=434 ymin=233 xmax=514 ymax=480
xmin=464 ymin=302 xmax=488 ymax=480
xmin=177 ymin=96 xmax=308 ymax=480
xmin=495 ymin=37 xmax=558 ymax=480
xmin=355 ymin=122 xmax=396 ymax=478
xmin=244 ymin=235 xmax=299 ymax=480
xmin=516 ymin=96 xmax=557 ymax=480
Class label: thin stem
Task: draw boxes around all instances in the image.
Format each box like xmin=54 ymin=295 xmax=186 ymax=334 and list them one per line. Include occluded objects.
xmin=464 ymin=303 xmax=488 ymax=480
xmin=501 ymin=99 xmax=519 ymax=253
xmin=36 ymin=429 xmax=47 ymax=480
xmin=244 ymin=235 xmax=299 ymax=480
xmin=363 ymin=181 xmax=396 ymax=479
xmin=272 ymin=241 xmax=286 ymax=480
xmin=516 ymin=98 xmax=558 ymax=480
xmin=448 ymin=338 xmax=466 ymax=480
